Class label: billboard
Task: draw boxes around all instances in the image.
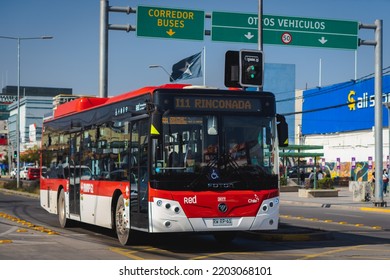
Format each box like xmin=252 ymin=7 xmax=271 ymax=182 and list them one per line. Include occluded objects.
xmin=302 ymin=75 xmax=390 ymax=134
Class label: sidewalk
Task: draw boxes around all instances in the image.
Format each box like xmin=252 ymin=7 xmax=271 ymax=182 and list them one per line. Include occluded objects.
xmin=280 ymin=186 xmax=390 ymax=213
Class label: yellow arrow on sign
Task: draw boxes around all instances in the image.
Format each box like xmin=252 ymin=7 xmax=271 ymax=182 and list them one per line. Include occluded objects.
xmin=166 ymin=29 xmax=176 ymax=36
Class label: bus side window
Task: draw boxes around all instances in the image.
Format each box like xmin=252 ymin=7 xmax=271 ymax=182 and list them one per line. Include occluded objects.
xmin=97 ymin=125 xmax=112 ymax=177
xmin=88 ymin=128 xmax=100 ymax=173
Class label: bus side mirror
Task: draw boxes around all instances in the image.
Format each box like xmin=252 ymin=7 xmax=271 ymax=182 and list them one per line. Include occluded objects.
xmin=150 ymin=110 xmax=162 ymax=137
xmin=276 ymin=114 xmax=288 ymax=147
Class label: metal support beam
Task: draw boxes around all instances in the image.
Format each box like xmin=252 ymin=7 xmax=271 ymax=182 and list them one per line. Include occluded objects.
xmin=99 ymin=0 xmax=108 ymax=98
xmin=109 ymin=6 xmax=135 ymax=14
xmin=359 ymin=39 xmax=376 ymax=46
xmin=108 ymin=24 xmax=135 ymax=32
xmin=359 ymin=23 xmax=376 ymax=30
xmin=99 ymin=0 xmax=135 ymax=98
xmin=257 ymin=0 xmax=263 ymax=91
xmin=373 ymin=19 xmax=384 ymax=205
xmin=258 ymin=0 xmax=263 ymax=52
xmin=359 ymin=19 xmax=385 ymax=206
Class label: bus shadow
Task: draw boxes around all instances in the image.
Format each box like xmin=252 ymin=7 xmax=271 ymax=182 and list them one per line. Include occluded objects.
xmin=124 ymin=225 xmax=390 ymax=258
xmin=69 ymin=221 xmax=390 ymax=259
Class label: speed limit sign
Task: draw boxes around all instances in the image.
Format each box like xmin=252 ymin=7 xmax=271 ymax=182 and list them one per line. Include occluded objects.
xmin=281 ymin=32 xmax=292 ymax=44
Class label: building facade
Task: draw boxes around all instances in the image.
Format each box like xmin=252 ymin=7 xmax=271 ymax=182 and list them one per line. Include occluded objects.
xmin=295 ymin=75 xmax=390 ymax=179
xmin=8 ymin=96 xmax=55 ymax=151
xmin=0 ymin=86 xmax=72 ymax=169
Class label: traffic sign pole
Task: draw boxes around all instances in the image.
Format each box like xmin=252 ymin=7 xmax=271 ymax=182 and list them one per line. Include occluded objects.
xmin=258 ymin=0 xmax=263 ymax=91
xmin=258 ymin=0 xmax=263 ymax=52
xmin=360 ymin=20 xmax=385 ymax=206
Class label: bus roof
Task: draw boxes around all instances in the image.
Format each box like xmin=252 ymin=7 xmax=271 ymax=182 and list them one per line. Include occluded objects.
xmin=105 ymin=84 xmax=191 ymax=105
xmin=53 ymin=84 xmax=191 ymax=118
xmin=54 ymin=96 xmax=109 ymax=118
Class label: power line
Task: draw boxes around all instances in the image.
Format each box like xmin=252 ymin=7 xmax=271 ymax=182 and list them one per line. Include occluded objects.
xmin=283 ymin=88 xmax=390 ymax=117
xmin=283 ymin=100 xmax=356 ymax=116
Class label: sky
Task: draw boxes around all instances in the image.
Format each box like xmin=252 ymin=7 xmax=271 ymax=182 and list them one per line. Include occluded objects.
xmin=0 ymin=0 xmax=389 ymax=98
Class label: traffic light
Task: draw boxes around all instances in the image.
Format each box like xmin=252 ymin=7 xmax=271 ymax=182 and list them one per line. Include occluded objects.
xmin=239 ymin=50 xmax=263 ymax=87
xmin=13 ymin=151 xmax=17 ymax=158
xmin=276 ymin=114 xmax=289 ymax=147
xmin=224 ymin=50 xmax=240 ymax=88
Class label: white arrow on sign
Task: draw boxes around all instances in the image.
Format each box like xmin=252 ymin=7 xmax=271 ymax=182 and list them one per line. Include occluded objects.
xmin=319 ymin=37 xmax=328 ymax=44
xmin=244 ymin=32 xmax=254 ymax=40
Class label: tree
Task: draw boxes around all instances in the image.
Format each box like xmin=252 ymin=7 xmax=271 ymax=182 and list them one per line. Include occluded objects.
xmin=20 ymin=146 xmax=40 ymax=165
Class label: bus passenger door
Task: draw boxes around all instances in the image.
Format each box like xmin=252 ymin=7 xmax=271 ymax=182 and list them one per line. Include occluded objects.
xmin=69 ymin=133 xmax=81 ymax=216
xmin=129 ymin=120 xmax=149 ymax=231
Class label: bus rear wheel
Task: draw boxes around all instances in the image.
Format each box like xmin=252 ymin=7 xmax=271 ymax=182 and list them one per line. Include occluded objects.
xmin=58 ymin=189 xmax=68 ymax=228
xmin=115 ymin=194 xmax=130 ymax=245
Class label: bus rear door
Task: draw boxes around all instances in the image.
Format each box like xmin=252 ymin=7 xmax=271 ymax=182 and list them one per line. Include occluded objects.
xmin=69 ymin=133 xmax=81 ymax=216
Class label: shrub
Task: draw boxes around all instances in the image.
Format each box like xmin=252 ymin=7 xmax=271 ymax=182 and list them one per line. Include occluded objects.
xmin=317 ymin=177 xmax=334 ymax=189
xmin=1 ymin=180 xmax=39 ymax=194
xmin=280 ymin=176 xmax=287 ymax=186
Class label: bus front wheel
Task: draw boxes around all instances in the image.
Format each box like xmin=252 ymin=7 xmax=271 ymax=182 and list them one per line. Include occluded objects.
xmin=115 ymin=194 xmax=130 ymax=245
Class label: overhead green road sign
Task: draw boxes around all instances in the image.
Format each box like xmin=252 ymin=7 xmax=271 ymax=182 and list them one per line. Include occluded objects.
xmin=268 ymin=30 xmax=358 ymax=49
xmin=137 ymin=6 xmax=204 ymax=40
xmin=212 ymin=12 xmax=359 ymax=50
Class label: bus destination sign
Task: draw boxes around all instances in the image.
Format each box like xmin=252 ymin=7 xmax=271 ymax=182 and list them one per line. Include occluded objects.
xmin=174 ymin=97 xmax=261 ymax=112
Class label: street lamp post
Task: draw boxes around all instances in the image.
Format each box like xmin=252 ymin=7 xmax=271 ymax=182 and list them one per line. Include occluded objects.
xmin=0 ymin=35 xmax=53 ymax=188
xmin=149 ymin=65 xmax=173 ymax=82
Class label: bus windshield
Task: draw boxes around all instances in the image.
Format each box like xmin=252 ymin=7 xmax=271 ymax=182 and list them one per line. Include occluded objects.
xmin=151 ymin=114 xmax=278 ymax=191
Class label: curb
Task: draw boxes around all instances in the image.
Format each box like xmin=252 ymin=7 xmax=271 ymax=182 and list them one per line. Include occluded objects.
xmin=359 ymin=207 xmax=390 ymax=213
xmin=281 ymin=199 xmax=390 ymax=214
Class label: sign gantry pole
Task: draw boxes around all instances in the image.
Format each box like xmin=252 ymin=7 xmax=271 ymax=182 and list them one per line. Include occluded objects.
xmin=359 ymin=19 xmax=385 ymax=207
xmin=258 ymin=0 xmax=263 ymax=91
xmin=99 ymin=0 xmax=108 ymax=98
xmin=99 ymin=0 xmax=135 ymax=98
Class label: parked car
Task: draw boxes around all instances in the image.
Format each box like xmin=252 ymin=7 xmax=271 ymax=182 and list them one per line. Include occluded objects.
xmin=10 ymin=168 xmax=17 ymax=179
xmin=26 ymin=167 xmax=40 ymax=180
xmin=20 ymin=166 xmax=40 ymax=180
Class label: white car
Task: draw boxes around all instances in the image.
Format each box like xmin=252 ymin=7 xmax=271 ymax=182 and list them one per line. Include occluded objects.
xmin=10 ymin=168 xmax=17 ymax=179
xmin=20 ymin=166 xmax=37 ymax=180
xmin=20 ymin=166 xmax=29 ymax=180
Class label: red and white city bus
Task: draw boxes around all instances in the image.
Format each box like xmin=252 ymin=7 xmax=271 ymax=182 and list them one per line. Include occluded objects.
xmin=40 ymin=84 xmax=288 ymax=245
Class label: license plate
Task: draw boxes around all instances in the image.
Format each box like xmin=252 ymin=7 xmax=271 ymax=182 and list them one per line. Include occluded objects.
xmin=212 ymin=218 xmax=232 ymax=226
